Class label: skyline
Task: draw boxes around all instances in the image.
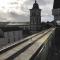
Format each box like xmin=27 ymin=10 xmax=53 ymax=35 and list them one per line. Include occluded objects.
xmin=0 ymin=0 xmax=54 ymax=22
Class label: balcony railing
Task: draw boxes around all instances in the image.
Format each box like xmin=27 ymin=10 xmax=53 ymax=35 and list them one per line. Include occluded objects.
xmin=0 ymin=28 xmax=55 ymax=60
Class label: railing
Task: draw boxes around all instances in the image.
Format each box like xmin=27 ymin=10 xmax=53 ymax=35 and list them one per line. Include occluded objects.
xmin=0 ymin=28 xmax=55 ymax=60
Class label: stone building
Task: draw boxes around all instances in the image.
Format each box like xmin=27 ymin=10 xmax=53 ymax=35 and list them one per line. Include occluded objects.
xmin=52 ymin=0 xmax=60 ymax=25
xmin=0 ymin=27 xmax=23 ymax=48
xmin=30 ymin=0 xmax=41 ymax=33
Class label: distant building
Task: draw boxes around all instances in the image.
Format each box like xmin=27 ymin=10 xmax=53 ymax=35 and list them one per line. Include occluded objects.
xmin=52 ymin=0 xmax=60 ymax=26
xmin=30 ymin=0 xmax=41 ymax=33
xmin=7 ymin=22 xmax=30 ymax=30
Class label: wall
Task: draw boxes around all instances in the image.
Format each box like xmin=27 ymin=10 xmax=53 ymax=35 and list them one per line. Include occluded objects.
xmin=34 ymin=29 xmax=55 ymax=60
xmin=0 ymin=30 xmax=23 ymax=48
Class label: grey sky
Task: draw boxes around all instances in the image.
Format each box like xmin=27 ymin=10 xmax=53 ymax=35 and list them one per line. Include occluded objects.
xmin=0 ymin=0 xmax=54 ymax=22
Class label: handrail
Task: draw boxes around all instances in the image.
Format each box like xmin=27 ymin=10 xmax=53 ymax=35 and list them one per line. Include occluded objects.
xmin=0 ymin=28 xmax=55 ymax=60
xmin=0 ymin=28 xmax=51 ymax=54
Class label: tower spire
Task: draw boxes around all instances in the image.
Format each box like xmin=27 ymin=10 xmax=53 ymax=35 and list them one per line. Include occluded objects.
xmin=35 ymin=0 xmax=37 ymax=3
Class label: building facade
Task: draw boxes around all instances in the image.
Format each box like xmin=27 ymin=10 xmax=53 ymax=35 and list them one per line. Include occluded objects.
xmin=0 ymin=27 xmax=23 ymax=48
xmin=30 ymin=0 xmax=41 ymax=33
xmin=52 ymin=0 xmax=60 ymax=25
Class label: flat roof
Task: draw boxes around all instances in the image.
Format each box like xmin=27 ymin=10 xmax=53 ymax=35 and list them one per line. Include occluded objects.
xmin=1 ymin=27 xmax=23 ymax=32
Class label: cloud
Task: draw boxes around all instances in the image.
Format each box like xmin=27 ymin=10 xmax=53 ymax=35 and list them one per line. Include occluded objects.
xmin=0 ymin=0 xmax=54 ymax=22
xmin=9 ymin=12 xmax=29 ymax=22
xmin=42 ymin=15 xmax=54 ymax=22
xmin=21 ymin=0 xmax=54 ymax=9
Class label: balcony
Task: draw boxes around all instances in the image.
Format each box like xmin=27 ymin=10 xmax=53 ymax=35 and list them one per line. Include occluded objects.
xmin=0 ymin=28 xmax=55 ymax=60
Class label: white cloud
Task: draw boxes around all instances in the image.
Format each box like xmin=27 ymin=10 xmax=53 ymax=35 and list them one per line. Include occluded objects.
xmin=0 ymin=0 xmax=54 ymax=22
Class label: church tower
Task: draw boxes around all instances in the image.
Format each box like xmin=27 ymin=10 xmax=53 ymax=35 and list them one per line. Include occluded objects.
xmin=52 ymin=0 xmax=60 ymax=25
xmin=30 ymin=0 xmax=41 ymax=33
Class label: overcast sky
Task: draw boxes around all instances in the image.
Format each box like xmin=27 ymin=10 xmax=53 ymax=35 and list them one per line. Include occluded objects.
xmin=0 ymin=0 xmax=54 ymax=22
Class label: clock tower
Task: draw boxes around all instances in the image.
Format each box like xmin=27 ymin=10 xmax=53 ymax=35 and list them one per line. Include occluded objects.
xmin=30 ymin=0 xmax=41 ymax=33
